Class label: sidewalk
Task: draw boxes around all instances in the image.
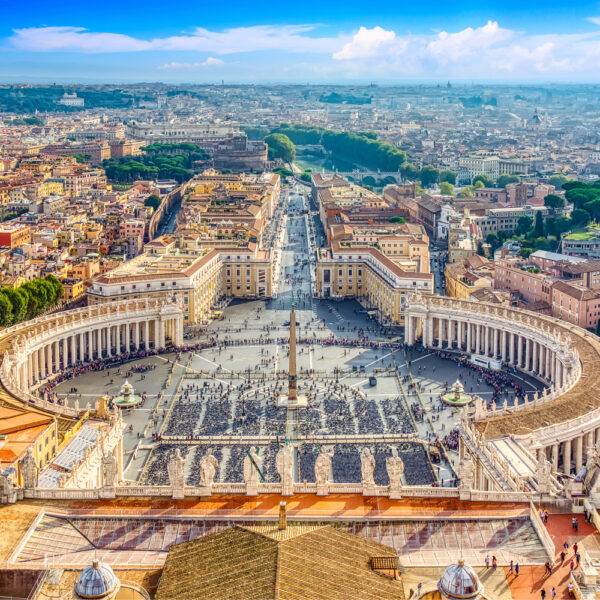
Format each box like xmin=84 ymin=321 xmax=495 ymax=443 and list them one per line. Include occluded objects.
xmin=504 ymin=512 xmax=596 ymax=599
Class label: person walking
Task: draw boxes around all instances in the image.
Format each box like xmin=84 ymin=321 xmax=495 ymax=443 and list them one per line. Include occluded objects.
xmin=485 ymin=555 xmax=490 ymax=569
xmin=515 ymin=562 xmax=519 ymax=576
xmin=551 ymin=587 xmax=556 ymax=598
xmin=541 ymin=588 xmax=546 ymax=600
xmin=510 ymin=560 xmax=514 ymax=574
xmin=492 ymin=556 xmax=497 ymax=570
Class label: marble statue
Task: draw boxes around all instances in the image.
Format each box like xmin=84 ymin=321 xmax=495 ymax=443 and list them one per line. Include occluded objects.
xmin=386 ymin=448 xmax=404 ymax=492
xmin=361 ymin=447 xmax=376 ymax=487
xmin=199 ymin=450 xmax=219 ymax=487
xmin=315 ymin=448 xmax=334 ymax=486
xmin=167 ymin=449 xmax=185 ymax=490
xmin=276 ymin=444 xmax=295 ymax=495
xmin=243 ymin=447 xmax=263 ymax=486
xmin=458 ymin=456 xmax=475 ymax=492
xmin=102 ymin=452 xmax=117 ymax=488
xmin=536 ymin=455 xmax=554 ymax=494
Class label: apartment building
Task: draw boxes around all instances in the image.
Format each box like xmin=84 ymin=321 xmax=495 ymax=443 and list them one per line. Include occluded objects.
xmin=315 ymin=242 xmax=433 ymax=324
xmin=87 ymin=235 xmax=273 ymax=324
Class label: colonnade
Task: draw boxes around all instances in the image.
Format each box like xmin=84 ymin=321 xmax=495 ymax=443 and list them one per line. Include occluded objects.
xmin=5 ymin=299 xmax=185 ymax=399
xmin=405 ymin=311 xmax=568 ymax=387
xmin=538 ymin=430 xmax=600 ymax=477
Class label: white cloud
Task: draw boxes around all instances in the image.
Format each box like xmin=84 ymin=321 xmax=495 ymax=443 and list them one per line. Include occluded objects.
xmin=333 ymin=26 xmax=396 ymax=60
xmin=158 ymin=57 xmax=224 ymax=70
xmin=331 ymin=21 xmax=600 ymax=78
xmin=6 ymin=20 xmax=600 ymax=79
xmin=8 ymin=25 xmax=345 ymax=55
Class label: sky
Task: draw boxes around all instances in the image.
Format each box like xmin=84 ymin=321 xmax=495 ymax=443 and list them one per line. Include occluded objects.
xmin=2 ymin=0 xmax=600 ymax=83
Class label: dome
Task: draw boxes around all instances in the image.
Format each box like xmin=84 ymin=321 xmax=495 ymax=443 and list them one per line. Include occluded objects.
xmin=74 ymin=560 xmax=119 ymax=599
xmin=438 ymin=561 xmax=483 ymax=599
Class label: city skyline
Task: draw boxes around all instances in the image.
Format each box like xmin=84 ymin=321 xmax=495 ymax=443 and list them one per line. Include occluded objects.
xmin=2 ymin=0 xmax=600 ymax=82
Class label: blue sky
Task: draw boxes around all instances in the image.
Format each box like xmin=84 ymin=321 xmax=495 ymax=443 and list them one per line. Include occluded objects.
xmin=2 ymin=0 xmax=600 ymax=82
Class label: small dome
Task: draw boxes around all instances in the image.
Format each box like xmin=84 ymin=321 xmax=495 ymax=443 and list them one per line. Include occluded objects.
xmin=74 ymin=560 xmax=119 ymax=599
xmin=438 ymin=561 xmax=483 ymax=599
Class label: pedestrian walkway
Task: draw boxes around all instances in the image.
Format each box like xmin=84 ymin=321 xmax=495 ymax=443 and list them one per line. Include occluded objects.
xmin=504 ymin=511 xmax=598 ymax=599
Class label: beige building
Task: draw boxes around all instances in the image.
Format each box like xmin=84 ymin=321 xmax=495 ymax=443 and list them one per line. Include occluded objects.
xmin=87 ymin=235 xmax=272 ymax=325
xmin=315 ymin=242 xmax=433 ymax=325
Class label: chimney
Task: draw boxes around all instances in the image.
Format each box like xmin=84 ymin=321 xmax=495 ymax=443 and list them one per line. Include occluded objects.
xmin=278 ymin=501 xmax=287 ymax=530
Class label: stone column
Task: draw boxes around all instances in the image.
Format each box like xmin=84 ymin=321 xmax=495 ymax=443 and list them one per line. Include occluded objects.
xmin=545 ymin=347 xmax=551 ymax=380
xmin=88 ymin=330 xmax=93 ymax=360
xmin=71 ymin=335 xmax=76 ymax=367
xmin=145 ymin=320 xmax=150 ymax=348
xmin=532 ymin=342 xmax=538 ymax=373
xmin=575 ymin=436 xmax=583 ymax=474
xmin=563 ymin=439 xmax=571 ymax=475
xmin=27 ymin=353 xmax=33 ymax=387
xmin=54 ymin=340 xmax=60 ymax=372
xmin=46 ymin=343 xmax=53 ymax=375
xmin=493 ymin=328 xmax=498 ymax=358
xmin=79 ymin=332 xmax=85 ymax=362
xmin=438 ymin=319 xmax=443 ymax=349
xmin=32 ymin=349 xmax=38 ymax=383
xmin=39 ymin=347 xmax=46 ymax=379
xmin=457 ymin=321 xmax=463 ymax=351
xmin=476 ymin=324 xmax=481 ymax=354
xmin=484 ymin=326 xmax=490 ymax=357
xmin=115 ymin=324 xmax=121 ymax=355
xmin=466 ymin=322 xmax=471 ymax=353
xmin=551 ymin=443 xmax=559 ymax=473
xmin=509 ymin=333 xmax=515 ymax=365
xmin=501 ymin=330 xmax=506 ymax=361
xmin=448 ymin=319 xmax=453 ymax=349
xmin=159 ymin=319 xmax=166 ymax=349
xmin=125 ymin=323 xmax=131 ymax=353
xmin=135 ymin=321 xmax=140 ymax=350
xmin=517 ymin=336 xmax=523 ymax=368
xmin=525 ymin=339 xmax=531 ymax=372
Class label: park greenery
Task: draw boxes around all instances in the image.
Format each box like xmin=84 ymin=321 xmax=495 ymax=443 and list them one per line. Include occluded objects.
xmin=269 ymin=124 xmax=408 ymax=173
xmin=6 ymin=117 xmax=45 ymax=126
xmin=480 ymin=191 xmax=583 ymax=259
xmin=0 ymin=87 xmax=134 ymax=113
xmin=0 ymin=275 xmax=63 ymax=327
xmin=103 ymin=145 xmax=209 ymax=183
xmin=264 ymin=133 xmax=296 ymax=162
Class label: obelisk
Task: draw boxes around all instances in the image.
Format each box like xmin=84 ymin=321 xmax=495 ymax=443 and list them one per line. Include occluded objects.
xmin=288 ymin=302 xmax=297 ymax=403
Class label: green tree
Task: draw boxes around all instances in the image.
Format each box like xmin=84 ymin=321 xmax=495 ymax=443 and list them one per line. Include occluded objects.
xmin=548 ymin=174 xmax=570 ymax=190
xmin=419 ymin=165 xmax=439 ymax=188
xmin=389 ymin=216 xmax=407 ymax=223
xmin=534 ymin=211 xmax=544 ymax=238
xmin=544 ymin=194 xmax=565 ymax=210
xmin=572 ymin=208 xmax=591 ymax=227
xmin=473 ymin=174 xmax=493 ymax=187
xmin=144 ymin=194 xmax=162 ymax=211
xmin=439 ymin=181 xmax=454 ymax=196
xmin=474 ymin=180 xmax=485 ymax=189
xmin=458 ymin=186 xmax=474 ymax=198
xmin=439 ymin=169 xmax=457 ymax=185
xmin=0 ymin=292 xmax=13 ymax=327
xmin=584 ymin=198 xmax=600 ymax=221
xmin=516 ymin=215 xmax=534 ymax=236
xmin=2 ymin=287 xmax=28 ymax=323
xmin=497 ymin=175 xmax=520 ymax=188
xmin=264 ymin=133 xmax=296 ymax=162
xmin=546 ymin=216 xmax=572 ymax=237
xmin=400 ymin=163 xmax=419 ymax=180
